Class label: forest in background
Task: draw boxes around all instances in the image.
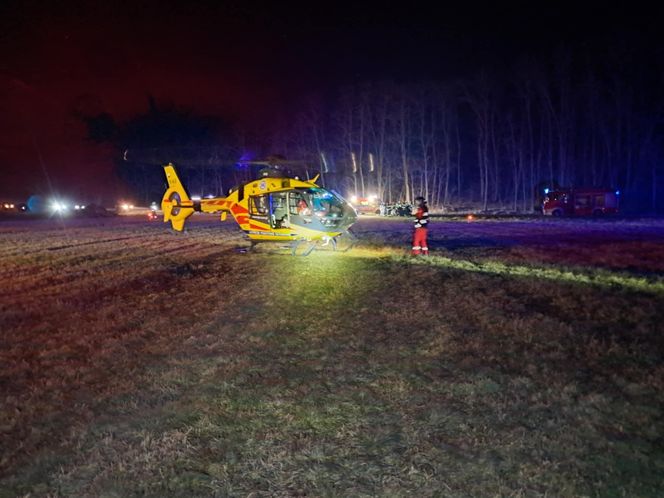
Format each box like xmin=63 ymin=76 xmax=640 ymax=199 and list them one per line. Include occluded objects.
xmin=114 ymin=45 xmax=664 ymax=213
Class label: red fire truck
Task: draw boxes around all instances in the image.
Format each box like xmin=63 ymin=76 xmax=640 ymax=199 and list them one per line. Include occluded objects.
xmin=349 ymin=195 xmax=380 ymax=215
xmin=542 ymin=188 xmax=620 ymax=216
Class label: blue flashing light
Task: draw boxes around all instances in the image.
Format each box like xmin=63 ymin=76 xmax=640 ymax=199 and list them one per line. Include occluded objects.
xmin=615 ymin=190 xmax=621 ymax=196
xmin=544 ymin=188 xmax=550 ymax=194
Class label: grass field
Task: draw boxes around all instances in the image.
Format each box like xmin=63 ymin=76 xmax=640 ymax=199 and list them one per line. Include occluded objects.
xmin=1 ymin=215 xmax=663 ymax=497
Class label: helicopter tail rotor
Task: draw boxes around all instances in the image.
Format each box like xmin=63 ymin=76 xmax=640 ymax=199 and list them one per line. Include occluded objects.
xmin=161 ymin=164 xmax=195 ymax=231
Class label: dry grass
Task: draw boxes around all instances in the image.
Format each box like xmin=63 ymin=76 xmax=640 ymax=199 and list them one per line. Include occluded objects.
xmin=1 ymin=215 xmax=663 ymax=497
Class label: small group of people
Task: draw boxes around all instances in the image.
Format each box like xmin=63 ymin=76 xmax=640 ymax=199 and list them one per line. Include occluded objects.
xmin=380 ymin=201 xmax=412 ymax=217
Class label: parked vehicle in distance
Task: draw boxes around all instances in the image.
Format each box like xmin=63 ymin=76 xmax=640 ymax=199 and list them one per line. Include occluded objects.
xmin=350 ymin=195 xmax=380 ymax=215
xmin=542 ymin=188 xmax=620 ymax=216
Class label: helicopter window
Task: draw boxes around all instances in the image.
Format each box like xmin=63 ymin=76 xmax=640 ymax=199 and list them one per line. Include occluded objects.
xmin=308 ymin=189 xmax=344 ymax=217
xmin=249 ymin=195 xmax=268 ymax=222
xmin=249 ymin=195 xmax=268 ymax=217
xmin=289 ymin=192 xmax=311 ymax=216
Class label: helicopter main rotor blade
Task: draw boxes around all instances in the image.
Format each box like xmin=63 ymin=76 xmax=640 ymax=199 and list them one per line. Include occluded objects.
xmin=123 ymin=147 xmax=237 ymax=168
xmin=123 ymin=148 xmax=319 ymax=173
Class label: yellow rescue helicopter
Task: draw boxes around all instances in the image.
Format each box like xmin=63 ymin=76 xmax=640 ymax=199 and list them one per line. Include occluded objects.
xmin=160 ymin=161 xmax=358 ymax=255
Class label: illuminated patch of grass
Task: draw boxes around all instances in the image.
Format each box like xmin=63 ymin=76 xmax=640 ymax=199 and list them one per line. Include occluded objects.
xmin=401 ymin=254 xmax=664 ymax=294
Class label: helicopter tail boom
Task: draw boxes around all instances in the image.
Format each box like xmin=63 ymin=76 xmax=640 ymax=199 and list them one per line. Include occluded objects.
xmin=161 ymin=164 xmax=195 ymax=231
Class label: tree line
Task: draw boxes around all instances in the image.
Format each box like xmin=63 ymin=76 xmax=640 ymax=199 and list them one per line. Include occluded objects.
xmin=266 ymin=47 xmax=664 ymax=213
xmin=104 ymin=46 xmax=663 ymax=213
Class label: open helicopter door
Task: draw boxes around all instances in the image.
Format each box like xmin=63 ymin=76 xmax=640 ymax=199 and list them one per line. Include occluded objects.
xmin=268 ymin=192 xmax=289 ymax=229
xmin=248 ymin=192 xmax=289 ymax=230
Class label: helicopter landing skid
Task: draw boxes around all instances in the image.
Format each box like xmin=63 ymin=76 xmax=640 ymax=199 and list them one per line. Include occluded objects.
xmin=236 ymin=240 xmax=259 ymax=253
xmin=290 ymin=239 xmax=317 ymax=256
xmin=331 ymin=230 xmax=357 ymax=253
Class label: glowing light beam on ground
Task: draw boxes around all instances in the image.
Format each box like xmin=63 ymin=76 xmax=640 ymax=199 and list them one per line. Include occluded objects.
xmin=329 ymin=247 xmax=664 ymax=295
xmin=408 ymin=255 xmax=664 ymax=295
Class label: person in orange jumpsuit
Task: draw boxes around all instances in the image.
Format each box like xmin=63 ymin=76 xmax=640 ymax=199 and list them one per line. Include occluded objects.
xmin=412 ymin=196 xmax=429 ymax=255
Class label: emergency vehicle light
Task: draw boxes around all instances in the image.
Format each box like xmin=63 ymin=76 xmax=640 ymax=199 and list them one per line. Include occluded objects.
xmin=51 ymin=201 xmax=67 ymax=213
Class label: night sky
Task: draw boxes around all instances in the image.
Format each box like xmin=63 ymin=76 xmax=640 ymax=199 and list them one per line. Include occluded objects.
xmin=0 ymin=1 xmax=660 ymax=201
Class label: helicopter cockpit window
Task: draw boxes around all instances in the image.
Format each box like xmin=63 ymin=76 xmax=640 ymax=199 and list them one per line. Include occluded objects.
xmin=288 ymin=188 xmax=347 ymax=227
xmin=310 ymin=190 xmax=344 ymax=217
xmin=289 ymin=191 xmax=312 ymax=216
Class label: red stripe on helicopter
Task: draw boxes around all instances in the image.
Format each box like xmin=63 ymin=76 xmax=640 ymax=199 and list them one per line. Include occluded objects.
xmin=202 ymin=200 xmax=231 ymax=207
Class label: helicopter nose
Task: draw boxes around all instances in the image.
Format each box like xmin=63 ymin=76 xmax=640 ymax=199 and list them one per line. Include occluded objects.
xmin=342 ymin=206 xmax=358 ymax=228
